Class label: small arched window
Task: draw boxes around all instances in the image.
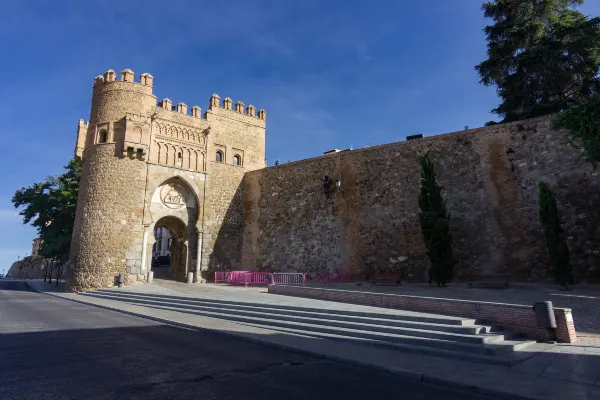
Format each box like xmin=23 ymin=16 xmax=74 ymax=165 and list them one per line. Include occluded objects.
xmin=233 ymin=155 xmax=241 ymax=166
xmin=99 ymin=130 xmax=108 ymax=143
xmin=216 ymin=151 xmax=223 ymax=162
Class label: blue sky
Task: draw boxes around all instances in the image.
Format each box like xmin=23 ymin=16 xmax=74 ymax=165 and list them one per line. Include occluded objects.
xmin=1 ymin=0 xmax=599 ymax=270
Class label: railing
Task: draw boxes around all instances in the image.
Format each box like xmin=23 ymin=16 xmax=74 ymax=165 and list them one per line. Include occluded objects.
xmin=228 ymin=271 xmax=252 ymax=285
xmin=244 ymin=271 xmax=273 ymax=286
xmin=214 ymin=271 xmax=231 ymax=284
xmin=272 ymin=272 xmax=305 ymax=286
xmin=214 ymin=270 xmax=347 ymax=287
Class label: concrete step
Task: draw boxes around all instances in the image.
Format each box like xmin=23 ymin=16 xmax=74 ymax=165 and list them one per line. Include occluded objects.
xmin=86 ymin=291 xmax=495 ymax=335
xmin=91 ymin=290 xmax=479 ymax=326
xmin=84 ymin=291 xmax=536 ymax=355
xmin=247 ymin=323 xmax=537 ymax=367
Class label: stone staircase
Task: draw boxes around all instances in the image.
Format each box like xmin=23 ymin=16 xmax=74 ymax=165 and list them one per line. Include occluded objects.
xmin=81 ymin=289 xmax=545 ymax=366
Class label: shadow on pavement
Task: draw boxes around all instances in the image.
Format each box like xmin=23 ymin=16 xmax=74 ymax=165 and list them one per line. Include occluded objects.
xmin=0 ymin=280 xmax=34 ymax=292
xmin=0 ymin=323 xmax=505 ymax=400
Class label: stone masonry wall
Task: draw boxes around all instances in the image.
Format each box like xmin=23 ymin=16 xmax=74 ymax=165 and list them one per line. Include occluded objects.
xmin=203 ymin=102 xmax=266 ymax=273
xmin=242 ymin=116 xmax=600 ymax=282
xmin=68 ymin=144 xmax=147 ymax=291
xmin=7 ymin=257 xmax=47 ymax=279
xmin=205 ymin=162 xmax=246 ymax=270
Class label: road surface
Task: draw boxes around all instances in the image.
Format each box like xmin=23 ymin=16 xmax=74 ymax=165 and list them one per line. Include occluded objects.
xmin=0 ymin=280 xmax=502 ymax=400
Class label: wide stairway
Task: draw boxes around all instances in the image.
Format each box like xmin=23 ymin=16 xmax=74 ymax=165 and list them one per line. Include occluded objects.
xmin=82 ymin=289 xmax=543 ymax=366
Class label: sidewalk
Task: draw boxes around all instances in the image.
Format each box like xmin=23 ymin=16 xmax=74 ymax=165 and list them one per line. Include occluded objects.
xmin=27 ymin=280 xmax=600 ymax=400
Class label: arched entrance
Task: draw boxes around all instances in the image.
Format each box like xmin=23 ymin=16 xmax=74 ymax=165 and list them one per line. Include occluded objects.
xmin=151 ymin=216 xmax=188 ymax=281
xmin=144 ymin=177 xmax=201 ymax=283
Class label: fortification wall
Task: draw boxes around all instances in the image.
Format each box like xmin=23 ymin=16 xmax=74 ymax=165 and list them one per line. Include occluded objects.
xmin=205 ymin=160 xmax=246 ymax=270
xmin=201 ymin=94 xmax=266 ymax=272
xmin=206 ymin=94 xmax=266 ymax=171
xmin=242 ymin=116 xmax=600 ymax=282
xmin=69 ymin=68 xmax=267 ymax=289
xmin=7 ymin=257 xmax=47 ymax=279
xmin=68 ymin=144 xmax=147 ymax=291
xmin=89 ymin=70 xmax=155 ymax=124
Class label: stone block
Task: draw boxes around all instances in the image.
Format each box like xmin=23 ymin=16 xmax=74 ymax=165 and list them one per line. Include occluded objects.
xmin=125 ymin=252 xmax=139 ymax=260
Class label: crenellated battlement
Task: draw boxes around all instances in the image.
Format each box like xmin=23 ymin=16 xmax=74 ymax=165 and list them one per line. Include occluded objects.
xmin=157 ymin=98 xmax=204 ymax=119
xmin=208 ymin=93 xmax=266 ymax=120
xmin=93 ymin=68 xmax=154 ymax=89
xmin=92 ymin=69 xmax=265 ymax=122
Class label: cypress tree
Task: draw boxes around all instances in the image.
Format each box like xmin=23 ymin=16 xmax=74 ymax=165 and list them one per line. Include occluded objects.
xmin=418 ymin=152 xmax=455 ymax=286
xmin=539 ymin=182 xmax=573 ymax=289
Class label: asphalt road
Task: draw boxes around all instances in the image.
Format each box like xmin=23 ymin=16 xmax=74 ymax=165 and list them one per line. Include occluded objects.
xmin=0 ymin=280 xmax=503 ymax=400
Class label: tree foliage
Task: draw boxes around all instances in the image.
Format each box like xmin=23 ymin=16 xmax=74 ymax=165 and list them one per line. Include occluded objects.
xmin=539 ymin=181 xmax=573 ymax=289
xmin=476 ymin=0 xmax=600 ymax=122
xmin=417 ymin=152 xmax=455 ymax=286
xmin=555 ymin=93 xmax=600 ymax=167
xmin=12 ymin=159 xmax=81 ymax=262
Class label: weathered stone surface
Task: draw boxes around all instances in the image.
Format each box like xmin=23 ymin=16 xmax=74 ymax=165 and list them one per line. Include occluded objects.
xmin=68 ymin=144 xmax=147 ymax=291
xmin=68 ymin=69 xmax=599 ymax=291
xmin=68 ymin=69 xmax=266 ymax=291
xmin=242 ymin=116 xmax=600 ymax=282
xmin=7 ymin=256 xmax=47 ymax=279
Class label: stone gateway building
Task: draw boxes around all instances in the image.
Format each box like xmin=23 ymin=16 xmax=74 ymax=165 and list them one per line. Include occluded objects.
xmin=67 ymin=68 xmax=600 ymax=292
xmin=68 ymin=68 xmax=265 ymax=291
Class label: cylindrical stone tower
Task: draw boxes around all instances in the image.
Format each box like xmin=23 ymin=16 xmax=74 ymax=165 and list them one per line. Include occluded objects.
xmin=68 ymin=69 xmax=157 ymax=291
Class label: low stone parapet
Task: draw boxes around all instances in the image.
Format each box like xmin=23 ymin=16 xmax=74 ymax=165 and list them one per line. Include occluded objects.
xmin=268 ymin=285 xmax=577 ymax=343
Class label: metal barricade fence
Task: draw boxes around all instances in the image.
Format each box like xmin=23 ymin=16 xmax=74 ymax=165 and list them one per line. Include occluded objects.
xmin=228 ymin=271 xmax=252 ymax=285
xmin=215 ymin=270 xmax=317 ymax=287
xmin=214 ymin=271 xmax=231 ymax=284
xmin=244 ymin=271 xmax=273 ymax=286
xmin=272 ymin=272 xmax=305 ymax=286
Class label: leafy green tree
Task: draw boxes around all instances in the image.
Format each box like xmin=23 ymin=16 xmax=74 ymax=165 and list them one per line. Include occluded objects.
xmin=555 ymin=93 xmax=600 ymax=167
xmin=476 ymin=0 xmax=600 ymax=122
xmin=12 ymin=159 xmax=81 ymax=263
xmin=417 ymin=152 xmax=455 ymax=286
xmin=539 ymin=182 xmax=573 ymax=289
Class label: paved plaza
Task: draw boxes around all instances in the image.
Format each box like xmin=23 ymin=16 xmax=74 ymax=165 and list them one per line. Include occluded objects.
xmin=0 ymin=280 xmax=504 ymax=400
xmin=19 ymin=279 xmax=600 ymax=400
xmin=338 ymin=282 xmax=600 ymax=343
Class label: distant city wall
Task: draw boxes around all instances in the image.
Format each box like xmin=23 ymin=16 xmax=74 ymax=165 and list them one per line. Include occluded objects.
xmin=242 ymin=116 xmax=600 ymax=282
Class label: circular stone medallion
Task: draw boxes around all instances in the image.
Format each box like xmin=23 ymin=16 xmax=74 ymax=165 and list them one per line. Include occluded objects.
xmin=160 ymin=183 xmax=188 ymax=209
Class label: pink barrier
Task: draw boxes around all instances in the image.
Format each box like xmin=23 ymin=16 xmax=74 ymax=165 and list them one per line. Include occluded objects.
xmin=215 ymin=270 xmax=347 ymax=287
xmin=228 ymin=271 xmax=252 ymax=285
xmin=244 ymin=271 xmax=273 ymax=286
xmin=218 ymin=270 xmax=273 ymax=287
xmin=214 ymin=271 xmax=231 ymax=284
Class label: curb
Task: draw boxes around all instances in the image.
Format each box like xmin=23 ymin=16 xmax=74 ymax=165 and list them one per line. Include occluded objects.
xmin=26 ymin=281 xmax=533 ymax=400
